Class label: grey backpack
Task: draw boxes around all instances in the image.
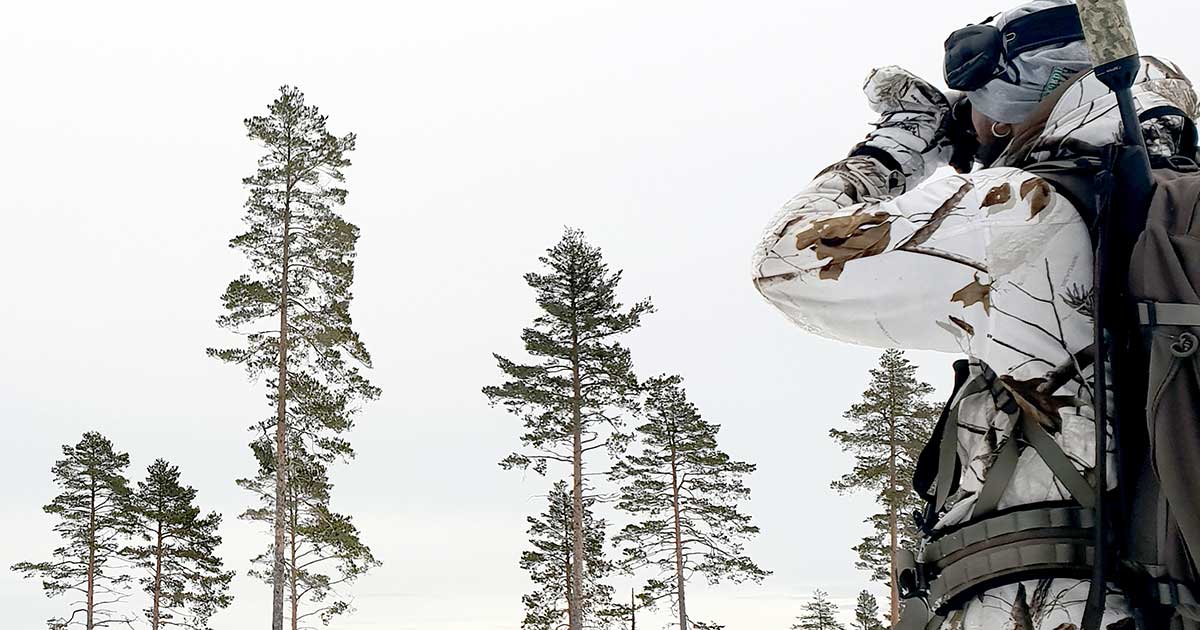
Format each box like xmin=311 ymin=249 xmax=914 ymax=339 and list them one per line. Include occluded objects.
xmin=1124 ymin=163 xmax=1200 ymax=627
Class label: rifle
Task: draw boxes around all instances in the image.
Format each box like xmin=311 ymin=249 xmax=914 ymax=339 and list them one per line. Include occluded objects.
xmin=1074 ymin=2 xmax=1154 ymax=629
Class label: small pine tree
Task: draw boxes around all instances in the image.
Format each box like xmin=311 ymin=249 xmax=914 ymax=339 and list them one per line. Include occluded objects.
xmin=520 ymin=481 xmax=615 ymax=630
xmin=613 ymin=376 xmax=768 ymax=630
xmin=792 ymin=590 xmax=844 ymax=630
xmin=126 ymin=459 xmax=233 ymax=630
xmin=240 ymin=442 xmax=378 ymax=629
xmin=485 ymin=228 xmax=652 ymax=630
xmin=629 ymin=589 xmax=637 ymax=630
xmin=829 ymin=350 xmax=937 ymax=624
xmin=209 ymin=85 xmax=379 ymax=630
xmin=11 ymin=432 xmax=135 ymax=630
xmin=852 ymin=590 xmax=884 ymax=630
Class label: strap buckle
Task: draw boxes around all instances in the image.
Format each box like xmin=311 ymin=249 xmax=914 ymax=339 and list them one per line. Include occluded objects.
xmin=1171 ymin=332 xmax=1199 ymax=358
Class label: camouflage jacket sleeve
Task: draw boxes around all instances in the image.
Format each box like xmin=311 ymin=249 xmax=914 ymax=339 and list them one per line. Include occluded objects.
xmin=751 ymin=158 xmax=1093 ymax=362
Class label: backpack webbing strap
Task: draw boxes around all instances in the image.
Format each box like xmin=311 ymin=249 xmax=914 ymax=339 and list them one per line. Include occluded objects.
xmin=968 ymin=394 xmax=1097 ymax=519
xmin=1019 ymin=411 xmax=1097 ymax=509
xmin=915 ymin=361 xmax=971 ymax=509
xmin=1155 ymin=582 xmax=1200 ymax=609
xmin=935 ymin=404 xmax=962 ymax=513
xmin=921 ymin=505 xmax=1095 ymax=570
xmin=1151 ymin=582 xmax=1200 ymax=626
xmin=898 ymin=507 xmax=1097 ymax=618
xmin=928 ymin=538 xmax=1094 ymax=614
xmin=972 ymin=431 xmax=1021 ymax=516
xmin=933 ymin=377 xmax=994 ymax=514
xmin=1138 ymin=302 xmax=1200 ymax=326
xmin=920 ymin=507 xmax=1097 ymax=615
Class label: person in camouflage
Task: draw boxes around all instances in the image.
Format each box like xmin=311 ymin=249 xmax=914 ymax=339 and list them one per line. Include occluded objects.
xmin=751 ymin=1 xmax=1199 ymax=628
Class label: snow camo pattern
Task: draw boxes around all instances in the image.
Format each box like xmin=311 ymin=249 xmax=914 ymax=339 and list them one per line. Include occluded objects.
xmin=753 ymin=59 xmax=1197 ymax=629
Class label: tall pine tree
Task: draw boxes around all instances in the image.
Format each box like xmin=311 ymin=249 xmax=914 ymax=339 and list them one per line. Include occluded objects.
xmin=126 ymin=459 xmax=233 ymax=630
xmin=485 ymin=228 xmax=652 ymax=630
xmin=11 ymin=432 xmax=134 ymax=630
xmin=520 ymin=481 xmax=615 ymax=630
xmin=240 ymin=441 xmax=378 ymax=629
xmin=829 ymin=350 xmax=937 ymax=625
xmin=612 ymin=376 xmax=768 ymax=630
xmin=792 ymin=590 xmax=844 ymax=630
xmin=209 ymin=85 xmax=379 ymax=630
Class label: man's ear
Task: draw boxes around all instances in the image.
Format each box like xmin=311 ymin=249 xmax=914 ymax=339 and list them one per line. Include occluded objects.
xmin=970 ymin=106 xmax=996 ymax=143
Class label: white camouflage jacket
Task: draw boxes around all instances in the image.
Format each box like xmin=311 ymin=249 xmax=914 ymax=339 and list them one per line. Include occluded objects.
xmin=753 ymin=58 xmax=1198 ymax=630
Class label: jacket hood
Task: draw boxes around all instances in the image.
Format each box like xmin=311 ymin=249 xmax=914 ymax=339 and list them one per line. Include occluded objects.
xmin=999 ymin=56 xmax=1199 ymax=167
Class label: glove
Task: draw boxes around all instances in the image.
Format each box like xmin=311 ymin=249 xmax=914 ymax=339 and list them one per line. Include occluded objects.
xmin=944 ymin=90 xmax=981 ymax=174
xmin=850 ymin=66 xmax=954 ymax=190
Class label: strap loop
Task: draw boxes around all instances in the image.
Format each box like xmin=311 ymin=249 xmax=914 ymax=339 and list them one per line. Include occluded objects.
xmin=1139 ymin=302 xmax=1200 ymax=326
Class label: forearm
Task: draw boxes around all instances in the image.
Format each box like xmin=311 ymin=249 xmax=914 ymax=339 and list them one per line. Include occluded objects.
xmin=767 ymin=67 xmax=955 ymax=228
xmin=854 ymin=67 xmax=955 ymax=189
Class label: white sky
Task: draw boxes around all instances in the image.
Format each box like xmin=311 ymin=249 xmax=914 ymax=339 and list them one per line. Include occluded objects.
xmin=2 ymin=1 xmax=1196 ymax=629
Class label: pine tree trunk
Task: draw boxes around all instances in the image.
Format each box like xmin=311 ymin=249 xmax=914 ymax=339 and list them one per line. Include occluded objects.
xmin=564 ymin=509 xmax=573 ymax=627
xmin=152 ymin=522 xmax=163 ymax=630
xmin=87 ymin=482 xmax=95 ymax=630
xmin=272 ymin=152 xmax=293 ymax=630
xmin=670 ymin=438 xmax=687 ymax=630
xmin=631 ymin=589 xmax=636 ymax=630
xmin=887 ymin=409 xmax=899 ymax=627
xmin=290 ymin=498 xmax=299 ymax=630
xmin=569 ymin=322 xmax=584 ymax=630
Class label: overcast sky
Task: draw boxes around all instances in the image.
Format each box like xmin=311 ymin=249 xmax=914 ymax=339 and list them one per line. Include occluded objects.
xmin=2 ymin=1 xmax=1196 ymax=629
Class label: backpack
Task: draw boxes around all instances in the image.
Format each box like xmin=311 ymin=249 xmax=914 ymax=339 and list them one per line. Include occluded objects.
xmin=899 ymin=114 xmax=1200 ymax=630
xmin=1124 ymin=161 xmax=1200 ymax=627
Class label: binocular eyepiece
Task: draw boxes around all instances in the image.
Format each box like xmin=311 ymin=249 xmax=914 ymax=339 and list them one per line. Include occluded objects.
xmin=946 ymin=94 xmax=981 ymax=173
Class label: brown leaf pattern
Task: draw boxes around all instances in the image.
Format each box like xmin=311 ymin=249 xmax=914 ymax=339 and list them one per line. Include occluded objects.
xmin=951 ymin=275 xmax=992 ymax=314
xmin=793 ymin=211 xmax=893 ymax=281
xmin=983 ymin=183 xmax=1012 ymax=207
xmin=1020 ymin=177 xmax=1053 ymax=219
xmin=1000 ymin=375 xmax=1075 ymax=431
xmin=794 ymin=211 xmax=890 ymax=250
xmin=949 ymin=315 xmax=974 ymax=336
xmin=819 ymin=261 xmax=846 ymax=280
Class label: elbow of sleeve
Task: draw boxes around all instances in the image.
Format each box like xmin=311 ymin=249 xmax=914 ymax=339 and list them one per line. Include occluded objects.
xmin=751 ymin=273 xmax=831 ymax=338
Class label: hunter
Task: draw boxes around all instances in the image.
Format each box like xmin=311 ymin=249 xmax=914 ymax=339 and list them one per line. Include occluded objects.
xmin=752 ymin=0 xmax=1199 ymax=628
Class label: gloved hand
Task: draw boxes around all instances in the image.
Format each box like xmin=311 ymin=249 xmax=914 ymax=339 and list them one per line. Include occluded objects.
xmin=850 ymin=66 xmax=955 ymax=190
xmin=944 ymin=90 xmax=981 ymax=174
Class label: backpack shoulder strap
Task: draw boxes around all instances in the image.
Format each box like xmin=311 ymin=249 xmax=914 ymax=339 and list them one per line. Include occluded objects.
xmin=913 ymin=360 xmax=971 ymax=531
